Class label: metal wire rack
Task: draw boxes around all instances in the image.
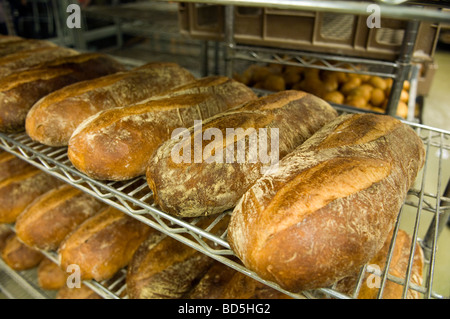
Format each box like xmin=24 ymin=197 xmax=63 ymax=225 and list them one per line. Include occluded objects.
xmin=0 ymin=105 xmax=448 ymax=299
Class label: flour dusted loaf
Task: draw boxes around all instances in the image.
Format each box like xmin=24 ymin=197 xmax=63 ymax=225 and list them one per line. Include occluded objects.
xmin=68 ymin=76 xmax=257 ymax=181
xmin=0 ymin=52 xmax=124 ymax=132
xmin=0 ymin=151 xmax=34 ymax=183
xmin=0 ymin=224 xmax=14 ymax=252
xmin=0 ymin=46 xmax=79 ymax=77
xmin=147 ymin=90 xmax=337 ymax=217
xmin=335 ymin=229 xmax=424 ymax=299
xmin=26 ymin=62 xmax=195 ymax=146
xmin=126 ymin=215 xmax=229 ymax=299
xmin=37 ymin=257 xmax=68 ymax=290
xmin=0 ymin=167 xmax=62 ymax=223
xmin=15 ymin=184 xmax=106 ymax=251
xmin=1 ymin=234 xmax=44 ymax=270
xmin=0 ymin=38 xmax=57 ymax=57
xmin=58 ymin=206 xmax=152 ymax=281
xmin=227 ymin=113 xmax=425 ymax=292
xmin=187 ymin=261 xmax=293 ymax=299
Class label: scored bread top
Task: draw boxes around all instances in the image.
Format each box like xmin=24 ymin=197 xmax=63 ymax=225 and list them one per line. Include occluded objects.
xmin=67 ymin=76 xmax=257 ymax=180
xmin=228 ymin=113 xmax=426 ymax=291
xmin=25 ymin=62 xmax=195 ymax=146
xmin=146 ymin=90 xmax=338 ymax=217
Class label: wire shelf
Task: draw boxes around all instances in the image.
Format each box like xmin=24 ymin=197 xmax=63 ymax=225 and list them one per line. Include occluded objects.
xmin=0 ymin=110 xmax=449 ymax=299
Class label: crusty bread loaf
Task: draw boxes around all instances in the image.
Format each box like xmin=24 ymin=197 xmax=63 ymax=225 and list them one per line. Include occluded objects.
xmin=0 ymin=167 xmax=62 ymax=223
xmin=0 ymin=224 xmax=14 ymax=252
xmin=187 ymin=261 xmax=292 ymax=299
xmin=56 ymin=283 xmax=102 ymax=299
xmin=1 ymin=234 xmax=44 ymax=270
xmin=126 ymin=232 xmax=214 ymax=299
xmin=58 ymin=206 xmax=152 ymax=281
xmin=147 ymin=90 xmax=338 ymax=217
xmin=15 ymin=184 xmax=106 ymax=251
xmin=37 ymin=257 xmax=68 ymax=290
xmin=0 ymin=52 xmax=124 ymax=132
xmin=126 ymin=215 xmax=229 ymax=299
xmin=0 ymin=38 xmax=57 ymax=58
xmin=227 ymin=113 xmax=425 ymax=292
xmin=68 ymin=76 xmax=257 ymax=181
xmin=335 ymin=229 xmax=424 ymax=299
xmin=0 ymin=46 xmax=79 ymax=78
xmin=26 ymin=62 xmax=196 ymax=146
xmin=0 ymin=35 xmax=23 ymax=44
xmin=0 ymin=151 xmax=34 ymax=183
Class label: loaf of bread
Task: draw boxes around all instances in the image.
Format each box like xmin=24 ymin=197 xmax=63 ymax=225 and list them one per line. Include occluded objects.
xmin=227 ymin=113 xmax=425 ymax=292
xmin=126 ymin=232 xmax=213 ymax=299
xmin=0 ymin=224 xmax=14 ymax=252
xmin=26 ymin=62 xmax=196 ymax=146
xmin=0 ymin=46 xmax=79 ymax=77
xmin=187 ymin=261 xmax=292 ymax=299
xmin=126 ymin=215 xmax=229 ymax=299
xmin=68 ymin=76 xmax=257 ymax=181
xmin=335 ymin=229 xmax=424 ymax=299
xmin=56 ymin=283 xmax=102 ymax=299
xmin=0 ymin=167 xmax=62 ymax=223
xmin=1 ymin=234 xmax=44 ymax=270
xmin=147 ymin=90 xmax=338 ymax=217
xmin=0 ymin=52 xmax=124 ymax=132
xmin=0 ymin=151 xmax=33 ymax=183
xmin=37 ymin=257 xmax=68 ymax=290
xmin=0 ymin=38 xmax=57 ymax=58
xmin=15 ymin=184 xmax=106 ymax=251
xmin=58 ymin=206 xmax=152 ymax=281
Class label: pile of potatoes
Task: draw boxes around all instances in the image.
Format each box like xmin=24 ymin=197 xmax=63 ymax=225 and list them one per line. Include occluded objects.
xmin=233 ymin=63 xmax=412 ymax=119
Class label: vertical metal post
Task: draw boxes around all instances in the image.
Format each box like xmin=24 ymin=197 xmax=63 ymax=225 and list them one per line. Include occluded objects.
xmin=214 ymin=41 xmax=220 ymax=75
xmin=200 ymin=40 xmax=209 ymax=77
xmin=386 ymin=19 xmax=420 ymax=117
xmin=421 ymin=179 xmax=450 ymax=263
xmin=1 ymin=0 xmax=16 ymax=35
xmin=224 ymin=5 xmax=235 ymax=78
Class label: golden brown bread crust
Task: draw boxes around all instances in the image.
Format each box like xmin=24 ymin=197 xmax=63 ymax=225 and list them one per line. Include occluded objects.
xmin=0 ymin=38 xmax=57 ymax=57
xmin=0 ymin=46 xmax=79 ymax=78
xmin=227 ymin=113 xmax=426 ymax=292
xmin=67 ymin=76 xmax=257 ymax=181
xmin=26 ymin=62 xmax=196 ymax=146
xmin=146 ymin=90 xmax=338 ymax=217
xmin=0 ymin=35 xmax=23 ymax=44
xmin=58 ymin=206 xmax=152 ymax=281
xmin=1 ymin=234 xmax=44 ymax=270
xmin=0 ymin=52 xmax=124 ymax=133
xmin=126 ymin=215 xmax=229 ymax=299
xmin=56 ymin=283 xmax=103 ymax=299
xmin=185 ymin=261 xmax=238 ymax=299
xmin=37 ymin=258 xmax=68 ymax=290
xmin=187 ymin=261 xmax=293 ymax=299
xmin=0 ymin=167 xmax=62 ymax=223
xmin=126 ymin=233 xmax=214 ymax=299
xmin=335 ymin=229 xmax=424 ymax=299
xmin=0 ymin=224 xmax=14 ymax=252
xmin=15 ymin=184 xmax=106 ymax=251
xmin=0 ymin=151 xmax=34 ymax=183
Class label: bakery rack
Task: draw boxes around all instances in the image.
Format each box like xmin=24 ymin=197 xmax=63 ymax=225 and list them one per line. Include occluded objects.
xmin=0 ymin=105 xmax=449 ymax=299
xmin=1 ymin=0 xmax=449 ymax=300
